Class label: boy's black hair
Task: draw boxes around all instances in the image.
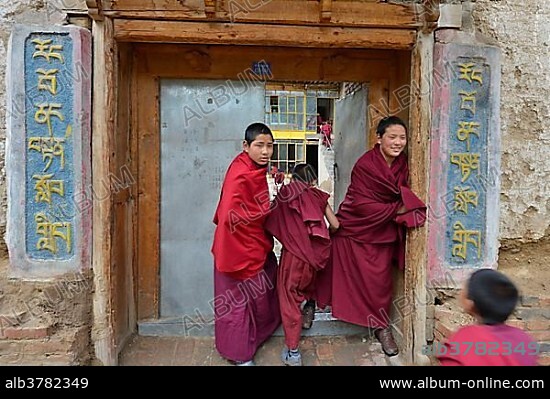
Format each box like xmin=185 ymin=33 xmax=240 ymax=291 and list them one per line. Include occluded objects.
xmin=292 ymin=163 xmax=317 ymax=184
xmin=244 ymin=123 xmax=273 ymax=144
xmin=376 ymin=116 xmax=408 ymax=137
xmin=467 ymin=269 xmax=519 ymax=325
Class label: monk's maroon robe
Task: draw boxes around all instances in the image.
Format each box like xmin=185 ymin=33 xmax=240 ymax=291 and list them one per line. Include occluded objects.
xmin=316 ymin=144 xmax=426 ymax=329
xmin=265 ymin=181 xmax=331 ymax=349
xmin=437 ymin=324 xmax=539 ymax=366
xmin=211 ymin=152 xmax=280 ymax=362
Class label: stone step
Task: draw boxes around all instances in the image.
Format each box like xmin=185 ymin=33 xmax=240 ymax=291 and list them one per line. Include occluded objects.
xmin=138 ymin=312 xmax=370 ymax=337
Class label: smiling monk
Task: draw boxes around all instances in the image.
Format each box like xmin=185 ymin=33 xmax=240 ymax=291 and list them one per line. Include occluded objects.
xmin=316 ymin=116 xmax=426 ymax=357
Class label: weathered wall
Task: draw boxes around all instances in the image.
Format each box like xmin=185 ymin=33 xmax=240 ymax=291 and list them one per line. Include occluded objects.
xmin=0 ymin=1 xmax=87 ymax=257
xmin=2 ymin=0 xmax=547 ymax=254
xmin=472 ymin=0 xmax=550 ymax=242
xmin=0 ymin=0 xmax=90 ymax=365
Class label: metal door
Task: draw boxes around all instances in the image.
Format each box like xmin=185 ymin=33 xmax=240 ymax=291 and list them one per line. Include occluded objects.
xmin=333 ymin=86 xmax=368 ymax=209
xmin=160 ymin=80 xmax=265 ymax=321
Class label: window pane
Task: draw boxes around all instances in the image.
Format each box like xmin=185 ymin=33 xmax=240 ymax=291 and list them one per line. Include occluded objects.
xmin=297 ymin=113 xmax=304 ymax=130
xmin=270 ymin=96 xmax=279 ymax=113
xmin=288 ymin=97 xmax=296 ymax=112
xmin=306 ymin=114 xmax=317 ymax=131
xmin=272 ymin=144 xmax=278 ymax=160
xmin=288 ymin=144 xmax=296 ymax=161
xmin=279 ymin=97 xmax=287 ymax=113
xmin=306 ymin=97 xmax=317 ymax=114
xmin=297 ymin=97 xmax=304 ymax=113
xmin=296 ymin=143 xmax=304 ymax=161
xmin=271 ymin=113 xmax=278 ymax=124
xmin=288 ymin=114 xmax=296 ymax=127
xmin=279 ymin=144 xmax=288 ymax=160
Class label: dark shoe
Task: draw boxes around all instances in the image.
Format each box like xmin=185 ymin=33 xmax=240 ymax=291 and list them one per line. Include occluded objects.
xmin=375 ymin=327 xmax=399 ymax=357
xmin=302 ymin=300 xmax=316 ymax=330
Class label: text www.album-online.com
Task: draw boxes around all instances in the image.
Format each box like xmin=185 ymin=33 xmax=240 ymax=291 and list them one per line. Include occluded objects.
xmin=379 ymin=377 xmax=545 ymax=389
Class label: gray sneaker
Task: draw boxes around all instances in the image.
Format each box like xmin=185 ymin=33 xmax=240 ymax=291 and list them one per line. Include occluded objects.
xmin=235 ymin=360 xmax=255 ymax=366
xmin=281 ymin=347 xmax=302 ymax=366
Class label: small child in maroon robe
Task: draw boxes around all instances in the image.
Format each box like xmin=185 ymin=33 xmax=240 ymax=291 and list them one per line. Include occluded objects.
xmin=437 ymin=269 xmax=539 ymax=366
xmin=265 ymin=164 xmax=340 ymax=366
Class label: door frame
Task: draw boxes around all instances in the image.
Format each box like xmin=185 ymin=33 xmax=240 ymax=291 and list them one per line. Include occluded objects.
xmin=90 ymin=7 xmax=437 ymax=365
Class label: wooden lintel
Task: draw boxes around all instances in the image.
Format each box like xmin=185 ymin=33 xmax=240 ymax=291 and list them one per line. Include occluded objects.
xmin=204 ymin=0 xmax=216 ymax=18
xmin=98 ymin=1 xmax=420 ymax=29
xmin=114 ymin=20 xmax=416 ymax=50
xmin=86 ymin=0 xmax=104 ymax=21
xmin=421 ymin=0 xmax=441 ymax=33
xmin=320 ymin=0 xmax=332 ymax=23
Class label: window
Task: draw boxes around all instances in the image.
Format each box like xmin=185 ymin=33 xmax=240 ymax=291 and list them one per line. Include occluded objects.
xmin=270 ymin=140 xmax=306 ymax=174
xmin=265 ymin=87 xmax=339 ymax=133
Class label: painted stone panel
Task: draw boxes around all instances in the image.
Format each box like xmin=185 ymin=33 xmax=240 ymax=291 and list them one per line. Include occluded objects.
xmin=428 ymin=30 xmax=501 ymax=287
xmin=6 ymin=25 xmax=92 ymax=277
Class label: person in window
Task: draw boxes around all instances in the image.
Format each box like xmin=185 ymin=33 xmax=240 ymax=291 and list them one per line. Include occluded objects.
xmin=316 ymin=116 xmax=426 ymax=357
xmin=211 ymin=123 xmax=281 ymax=366
xmin=321 ymin=120 xmax=333 ymax=148
xmin=265 ymin=164 xmax=339 ymax=366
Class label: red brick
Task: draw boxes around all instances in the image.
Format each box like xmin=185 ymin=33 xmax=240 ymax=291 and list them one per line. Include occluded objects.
xmin=434 ymin=320 xmax=454 ymax=339
xmin=434 ymin=307 xmax=454 ymax=320
xmin=520 ymin=296 xmax=539 ymax=307
xmin=539 ymin=298 xmax=550 ymax=307
xmin=3 ymin=325 xmax=52 ymax=340
xmin=507 ymin=319 xmax=527 ymax=329
xmin=530 ymin=330 xmax=550 ymax=341
xmin=526 ymin=320 xmax=549 ymax=331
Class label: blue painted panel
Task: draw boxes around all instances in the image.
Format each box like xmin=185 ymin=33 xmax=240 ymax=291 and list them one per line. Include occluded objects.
xmin=445 ymin=57 xmax=491 ymax=266
xmin=24 ymin=33 xmax=75 ymax=260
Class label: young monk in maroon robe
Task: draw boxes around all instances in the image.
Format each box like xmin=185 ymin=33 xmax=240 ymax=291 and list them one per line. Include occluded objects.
xmin=211 ymin=123 xmax=280 ymax=366
xmin=316 ymin=116 xmax=426 ymax=357
xmin=437 ymin=269 xmax=539 ymax=366
xmin=265 ymin=164 xmax=340 ymax=366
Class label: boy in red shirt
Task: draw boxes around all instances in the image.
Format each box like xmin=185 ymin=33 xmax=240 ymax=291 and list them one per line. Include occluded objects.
xmin=437 ymin=269 xmax=539 ymax=366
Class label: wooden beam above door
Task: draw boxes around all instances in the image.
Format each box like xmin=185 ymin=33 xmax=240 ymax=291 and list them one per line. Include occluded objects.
xmin=86 ymin=0 xmax=104 ymax=21
xmin=114 ymin=20 xmax=416 ymax=50
xmin=93 ymin=0 xmax=421 ymax=29
xmin=320 ymin=0 xmax=333 ymax=23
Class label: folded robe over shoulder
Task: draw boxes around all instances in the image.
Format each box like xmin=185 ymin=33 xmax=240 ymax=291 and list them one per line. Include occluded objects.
xmin=265 ymin=181 xmax=331 ymax=271
xmin=336 ymin=143 xmax=426 ymax=269
xmin=315 ymin=145 xmax=427 ymax=322
xmin=211 ymin=152 xmax=273 ymax=281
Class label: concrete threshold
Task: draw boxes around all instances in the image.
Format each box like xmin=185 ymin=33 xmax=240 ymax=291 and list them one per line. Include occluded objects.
xmin=138 ymin=312 xmax=371 ymax=337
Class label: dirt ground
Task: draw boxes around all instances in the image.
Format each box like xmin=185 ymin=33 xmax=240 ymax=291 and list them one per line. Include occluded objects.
xmin=498 ymin=238 xmax=550 ymax=298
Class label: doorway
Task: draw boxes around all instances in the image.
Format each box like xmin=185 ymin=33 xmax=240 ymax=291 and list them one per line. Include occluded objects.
xmin=131 ymin=44 xmax=412 ymax=335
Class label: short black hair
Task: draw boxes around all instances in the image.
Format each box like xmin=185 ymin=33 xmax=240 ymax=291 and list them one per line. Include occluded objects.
xmin=292 ymin=163 xmax=317 ymax=184
xmin=244 ymin=123 xmax=273 ymax=144
xmin=376 ymin=116 xmax=408 ymax=137
xmin=467 ymin=269 xmax=519 ymax=325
